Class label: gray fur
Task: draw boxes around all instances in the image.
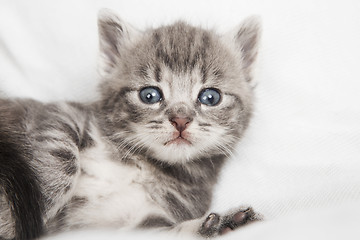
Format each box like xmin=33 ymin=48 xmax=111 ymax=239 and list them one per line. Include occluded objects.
xmin=138 ymin=215 xmax=174 ymax=229
xmin=0 ymin=9 xmax=261 ymax=239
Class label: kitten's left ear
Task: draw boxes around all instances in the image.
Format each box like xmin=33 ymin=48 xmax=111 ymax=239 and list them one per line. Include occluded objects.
xmin=97 ymin=9 xmax=141 ymax=75
xmin=227 ymin=16 xmax=262 ymax=73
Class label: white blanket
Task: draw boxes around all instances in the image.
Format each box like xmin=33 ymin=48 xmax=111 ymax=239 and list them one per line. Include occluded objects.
xmin=1 ymin=0 xmax=360 ymax=239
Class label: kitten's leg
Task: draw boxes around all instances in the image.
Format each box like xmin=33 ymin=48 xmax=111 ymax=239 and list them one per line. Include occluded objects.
xmin=26 ymin=104 xmax=94 ymax=233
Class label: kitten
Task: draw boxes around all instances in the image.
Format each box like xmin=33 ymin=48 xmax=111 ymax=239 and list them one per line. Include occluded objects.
xmin=0 ymin=9 xmax=261 ymax=240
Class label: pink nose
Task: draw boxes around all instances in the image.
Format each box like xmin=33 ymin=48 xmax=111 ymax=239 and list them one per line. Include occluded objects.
xmin=170 ymin=117 xmax=192 ymax=132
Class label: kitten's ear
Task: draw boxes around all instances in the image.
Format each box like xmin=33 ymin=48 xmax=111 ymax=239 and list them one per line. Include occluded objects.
xmin=227 ymin=16 xmax=261 ymax=72
xmin=97 ymin=9 xmax=140 ymax=75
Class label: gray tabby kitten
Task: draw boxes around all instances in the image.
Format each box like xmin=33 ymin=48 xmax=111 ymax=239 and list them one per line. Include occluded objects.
xmin=0 ymin=9 xmax=261 ymax=240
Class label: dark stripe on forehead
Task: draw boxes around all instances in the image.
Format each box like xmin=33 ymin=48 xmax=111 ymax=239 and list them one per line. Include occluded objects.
xmin=152 ymin=23 xmax=215 ymax=74
xmin=199 ymin=32 xmax=212 ymax=83
xmin=136 ymin=64 xmax=150 ymax=79
xmin=185 ymin=27 xmax=196 ymax=72
xmin=154 ymin=64 xmax=162 ymax=82
xmin=190 ymin=51 xmax=200 ymax=71
xmin=212 ymin=68 xmax=223 ymax=80
xmin=201 ymin=65 xmax=208 ymax=83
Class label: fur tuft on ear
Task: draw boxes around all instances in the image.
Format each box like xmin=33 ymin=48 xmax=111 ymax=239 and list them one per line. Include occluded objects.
xmin=97 ymin=9 xmax=140 ymax=75
xmin=231 ymin=16 xmax=262 ymax=73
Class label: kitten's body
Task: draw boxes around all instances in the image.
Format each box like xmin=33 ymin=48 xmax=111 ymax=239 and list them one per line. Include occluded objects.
xmin=0 ymin=10 xmax=260 ymax=239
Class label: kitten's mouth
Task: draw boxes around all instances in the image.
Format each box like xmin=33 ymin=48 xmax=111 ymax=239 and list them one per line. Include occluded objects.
xmin=164 ymin=136 xmax=192 ymax=146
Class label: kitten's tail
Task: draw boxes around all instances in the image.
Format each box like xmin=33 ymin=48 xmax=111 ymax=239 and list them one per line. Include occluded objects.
xmin=0 ymin=132 xmax=44 ymax=240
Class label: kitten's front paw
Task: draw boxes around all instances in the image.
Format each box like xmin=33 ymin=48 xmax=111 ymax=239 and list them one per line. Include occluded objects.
xmin=198 ymin=207 xmax=259 ymax=238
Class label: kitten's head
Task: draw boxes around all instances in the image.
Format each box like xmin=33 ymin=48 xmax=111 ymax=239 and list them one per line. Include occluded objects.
xmin=97 ymin=9 xmax=261 ymax=164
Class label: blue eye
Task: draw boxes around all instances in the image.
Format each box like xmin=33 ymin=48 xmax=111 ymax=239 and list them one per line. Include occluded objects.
xmin=198 ymin=88 xmax=221 ymax=106
xmin=139 ymin=87 xmax=163 ymax=104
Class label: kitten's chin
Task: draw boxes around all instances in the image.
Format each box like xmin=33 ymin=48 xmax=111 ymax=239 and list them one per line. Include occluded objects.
xmin=150 ymin=142 xmax=200 ymax=164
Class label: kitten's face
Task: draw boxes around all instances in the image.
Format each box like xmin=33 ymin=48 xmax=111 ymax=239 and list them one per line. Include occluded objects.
xmin=98 ymin=10 xmax=260 ymax=164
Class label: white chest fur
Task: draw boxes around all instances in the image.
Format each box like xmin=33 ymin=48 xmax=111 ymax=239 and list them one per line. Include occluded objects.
xmin=70 ymin=136 xmax=162 ymax=228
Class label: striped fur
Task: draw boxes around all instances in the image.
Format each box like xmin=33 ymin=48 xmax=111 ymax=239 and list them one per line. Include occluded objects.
xmin=0 ymin=9 xmax=261 ymax=239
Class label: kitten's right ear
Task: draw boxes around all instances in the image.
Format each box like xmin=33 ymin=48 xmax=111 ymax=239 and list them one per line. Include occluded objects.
xmin=97 ymin=9 xmax=140 ymax=75
xmin=226 ymin=16 xmax=262 ymax=75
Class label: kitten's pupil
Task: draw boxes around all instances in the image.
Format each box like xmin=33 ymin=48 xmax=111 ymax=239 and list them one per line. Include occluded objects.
xmin=146 ymin=93 xmax=154 ymax=100
xmin=206 ymin=95 xmax=214 ymax=103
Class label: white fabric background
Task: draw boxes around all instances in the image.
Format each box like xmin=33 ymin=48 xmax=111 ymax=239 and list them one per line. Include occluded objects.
xmin=1 ymin=0 xmax=360 ymax=239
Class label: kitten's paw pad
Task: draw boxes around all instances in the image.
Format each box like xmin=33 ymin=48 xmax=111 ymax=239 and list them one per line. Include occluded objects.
xmin=198 ymin=207 xmax=259 ymax=238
